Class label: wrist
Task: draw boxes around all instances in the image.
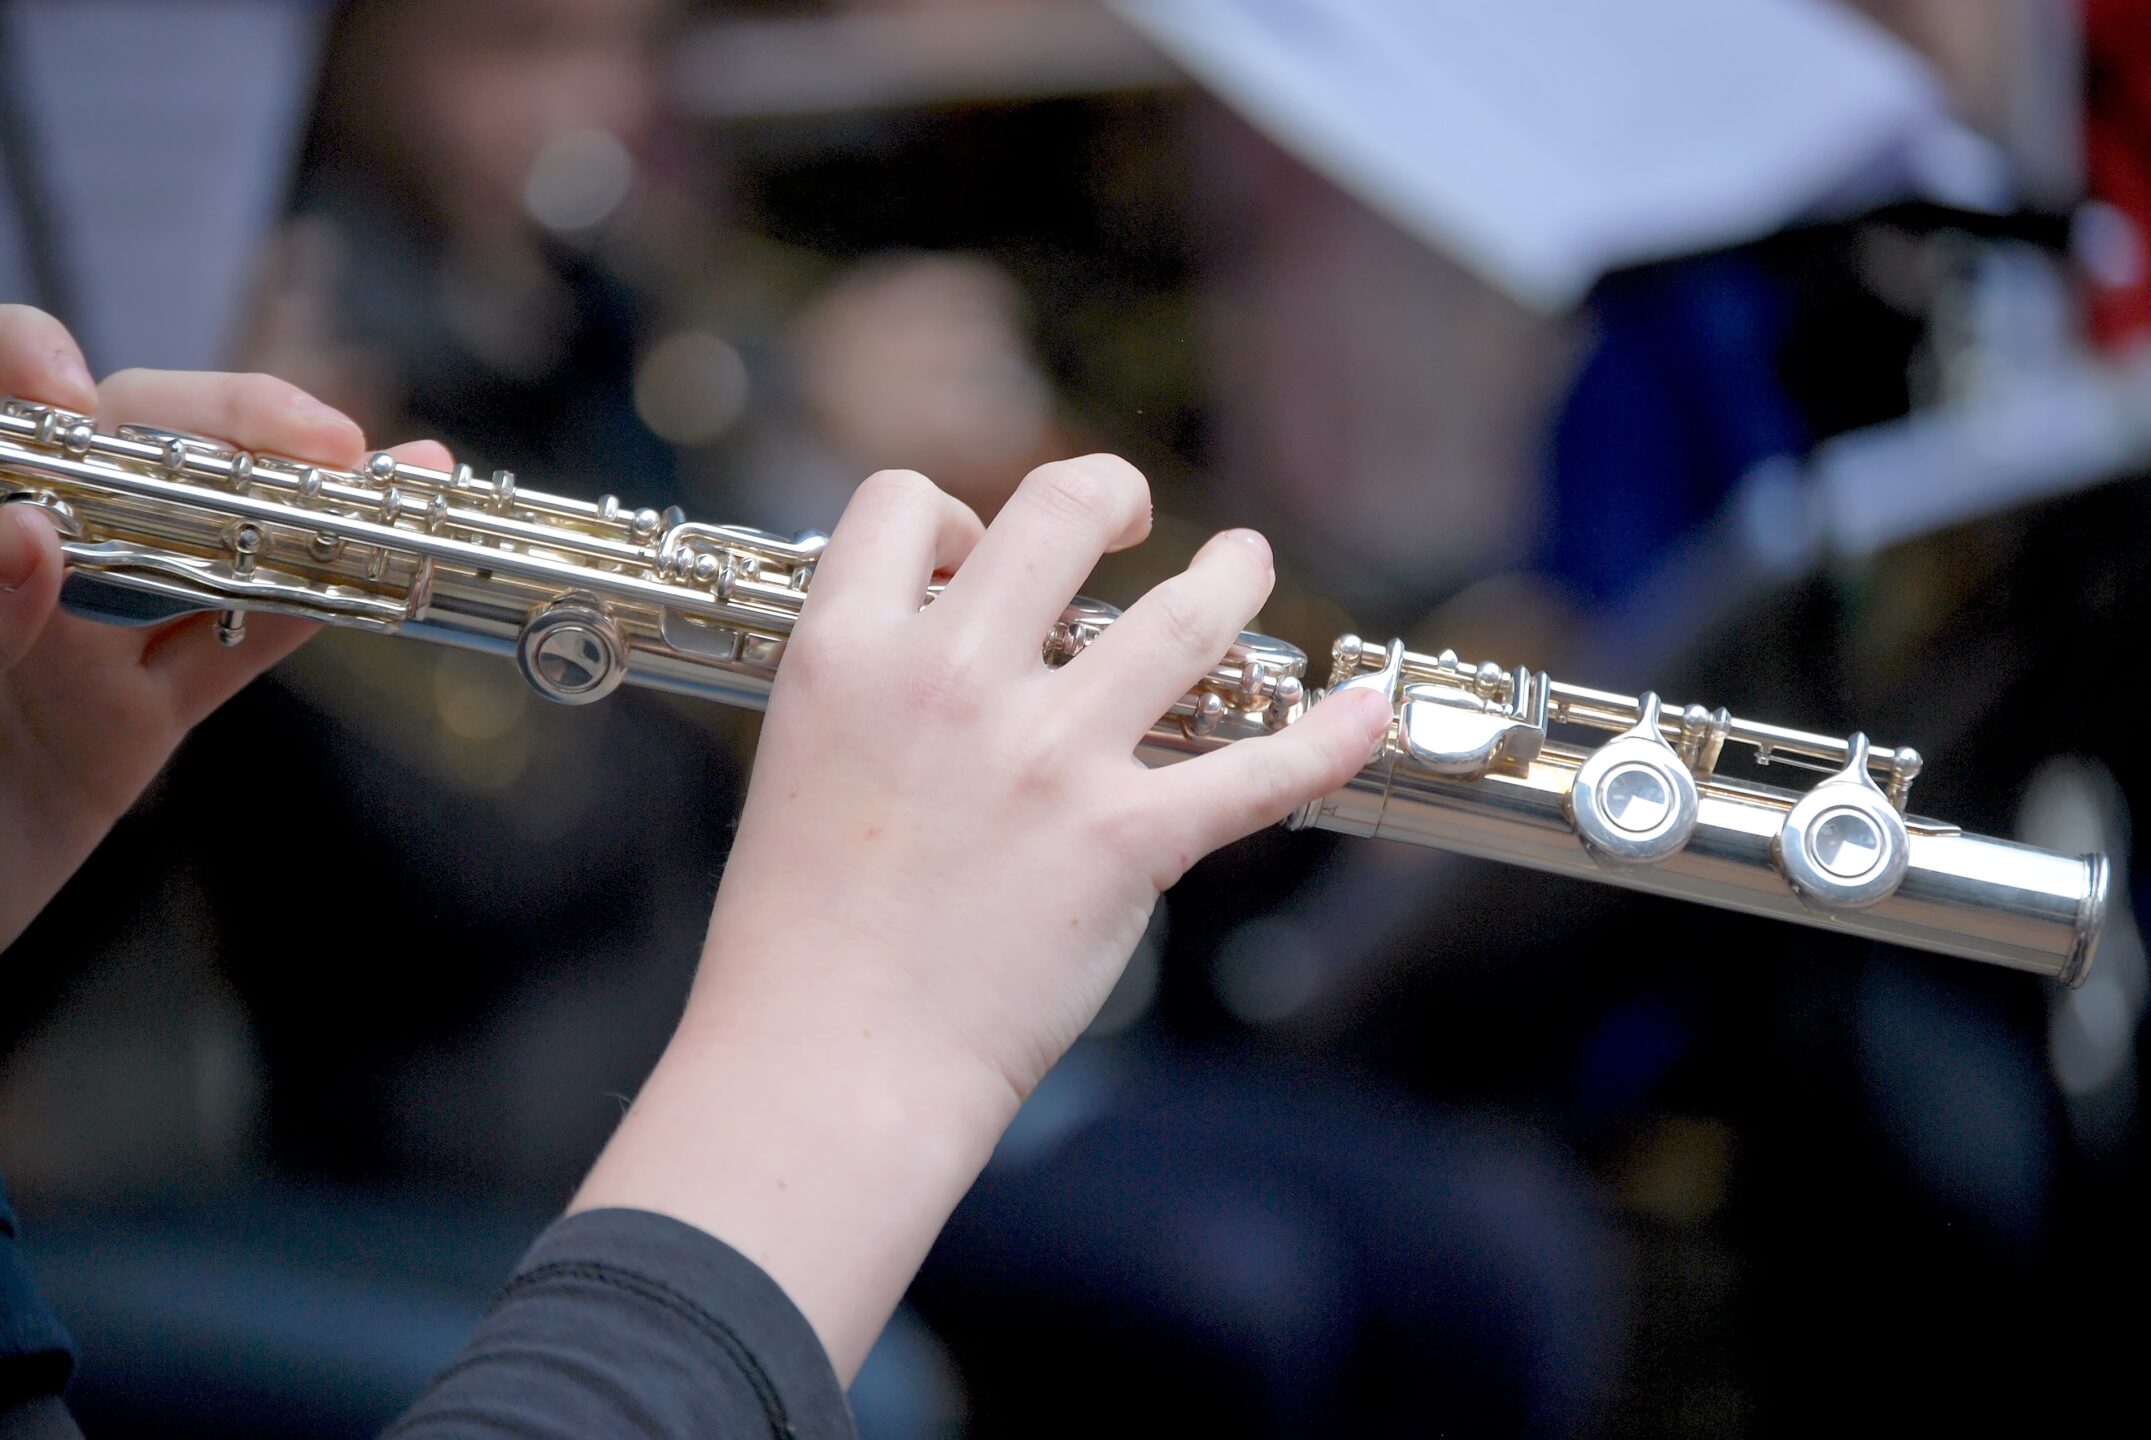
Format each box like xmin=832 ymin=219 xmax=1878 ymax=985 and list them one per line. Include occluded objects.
xmin=572 ymin=952 xmax=1020 ymax=1382
xmin=675 ymin=961 xmax=1026 ymax=1154
xmin=688 ymin=895 xmax=1048 ymax=1118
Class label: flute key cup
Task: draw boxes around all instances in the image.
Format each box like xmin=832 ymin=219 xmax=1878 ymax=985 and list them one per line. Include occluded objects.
xmin=1566 ymin=692 xmax=1702 ymax=869
xmin=1774 ymin=733 xmax=1912 ymax=912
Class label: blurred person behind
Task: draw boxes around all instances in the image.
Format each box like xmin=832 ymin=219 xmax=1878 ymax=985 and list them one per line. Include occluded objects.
xmin=763 ymin=247 xmax=1355 ymax=635
xmin=762 ymin=251 xmax=1065 ymax=531
xmin=247 ymin=0 xmax=684 ymax=496
xmin=190 ymin=0 xmax=733 ymax=1194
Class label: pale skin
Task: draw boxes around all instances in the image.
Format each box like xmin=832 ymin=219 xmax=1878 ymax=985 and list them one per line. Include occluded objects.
xmin=0 ymin=305 xmax=454 ymax=949
xmin=0 ymin=304 xmax=1394 ymax=1384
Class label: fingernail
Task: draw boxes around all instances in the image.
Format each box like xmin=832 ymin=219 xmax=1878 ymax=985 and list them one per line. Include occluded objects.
xmin=49 ymin=348 xmax=94 ymax=404
xmin=0 ymin=506 xmax=47 ymax=593
xmin=1219 ymin=528 xmax=1272 ymax=570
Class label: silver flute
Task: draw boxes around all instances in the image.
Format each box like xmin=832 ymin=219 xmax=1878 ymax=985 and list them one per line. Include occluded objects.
xmin=0 ymin=398 xmax=2106 ymax=985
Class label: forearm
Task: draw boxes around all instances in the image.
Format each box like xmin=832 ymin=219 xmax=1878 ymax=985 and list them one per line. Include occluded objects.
xmin=567 ymin=959 xmax=1017 ymax=1383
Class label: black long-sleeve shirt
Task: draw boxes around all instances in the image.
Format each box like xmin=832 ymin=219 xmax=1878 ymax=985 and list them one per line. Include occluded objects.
xmin=1 ymin=1194 xmax=856 ymax=1440
xmin=0 ymin=1177 xmax=72 ymax=1432
xmin=390 ymin=1209 xmax=855 ymax=1439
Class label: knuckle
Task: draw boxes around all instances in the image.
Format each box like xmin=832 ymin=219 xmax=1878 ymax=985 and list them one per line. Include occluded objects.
xmin=1032 ymin=465 xmax=1106 ymax=525
xmin=1149 ymin=579 xmax=1218 ymax=658
xmin=232 ymin=371 xmax=299 ymax=416
xmin=1238 ymin=739 xmax=1300 ymax=810
xmin=778 ymin=616 xmax=854 ymax=693
xmin=945 ymin=496 xmax=986 ymax=546
xmin=895 ymin=639 xmax=991 ymax=725
xmin=856 ymin=468 xmax=936 ymax=510
xmin=1025 ymin=458 xmax=1128 ymax=531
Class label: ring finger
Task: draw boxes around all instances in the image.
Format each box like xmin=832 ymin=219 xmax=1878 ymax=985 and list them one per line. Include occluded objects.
xmin=1062 ymin=528 xmax=1274 ymax=739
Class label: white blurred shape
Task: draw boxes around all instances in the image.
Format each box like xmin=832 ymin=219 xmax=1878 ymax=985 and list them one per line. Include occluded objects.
xmin=2074 ymin=200 xmax=2144 ymax=292
xmin=2050 ymin=964 xmax=2138 ymax=1098
xmin=1212 ymin=916 xmax=1324 ymax=1026
xmin=1903 ymin=123 xmax=2015 ymax=214
xmin=634 ymin=331 xmax=751 ymax=446
xmin=1812 ymin=348 xmax=2151 ymax=558
xmin=523 ymin=127 xmax=636 ymax=235
xmin=2018 ymin=758 xmax=2144 ymax=1143
xmin=2 ymin=0 xmax=325 ymax=370
xmin=1734 ymin=454 xmax=1821 ymax=578
xmin=1111 ymin=0 xmax=1971 ymax=312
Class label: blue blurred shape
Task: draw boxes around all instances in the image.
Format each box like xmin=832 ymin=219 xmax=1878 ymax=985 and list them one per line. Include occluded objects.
xmin=1574 ymin=995 xmax=1692 ymax=1133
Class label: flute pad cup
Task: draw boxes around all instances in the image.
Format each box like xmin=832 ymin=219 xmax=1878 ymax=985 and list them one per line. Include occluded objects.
xmin=1567 ymin=693 xmax=1699 ymax=868
xmin=1775 ymin=733 xmax=1909 ymax=911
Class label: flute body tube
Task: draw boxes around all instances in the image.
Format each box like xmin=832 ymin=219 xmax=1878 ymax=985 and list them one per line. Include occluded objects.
xmin=0 ymin=399 xmax=2105 ymax=985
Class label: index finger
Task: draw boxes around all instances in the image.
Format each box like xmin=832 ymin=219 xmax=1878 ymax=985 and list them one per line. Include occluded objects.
xmin=95 ymin=368 xmax=366 ymax=468
xmin=807 ymin=470 xmax=985 ymax=623
xmin=0 ymin=305 xmax=98 ymax=414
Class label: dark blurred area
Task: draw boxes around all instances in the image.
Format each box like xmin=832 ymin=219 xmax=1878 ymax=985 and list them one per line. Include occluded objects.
xmin=4 ymin=0 xmax=2149 ymax=1435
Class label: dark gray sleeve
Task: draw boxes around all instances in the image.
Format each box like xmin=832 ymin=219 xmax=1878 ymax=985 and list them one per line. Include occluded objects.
xmin=385 ymin=1208 xmax=856 ymax=1440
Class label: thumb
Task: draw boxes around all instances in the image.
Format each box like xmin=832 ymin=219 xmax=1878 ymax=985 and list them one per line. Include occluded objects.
xmin=0 ymin=504 xmax=64 ymax=673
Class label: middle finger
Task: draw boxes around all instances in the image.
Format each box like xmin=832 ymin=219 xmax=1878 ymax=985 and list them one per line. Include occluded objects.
xmin=930 ymin=454 xmax=1151 ymax=661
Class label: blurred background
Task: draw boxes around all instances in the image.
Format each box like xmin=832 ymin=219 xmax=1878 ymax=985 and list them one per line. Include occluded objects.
xmin=3 ymin=0 xmax=2148 ymax=1434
